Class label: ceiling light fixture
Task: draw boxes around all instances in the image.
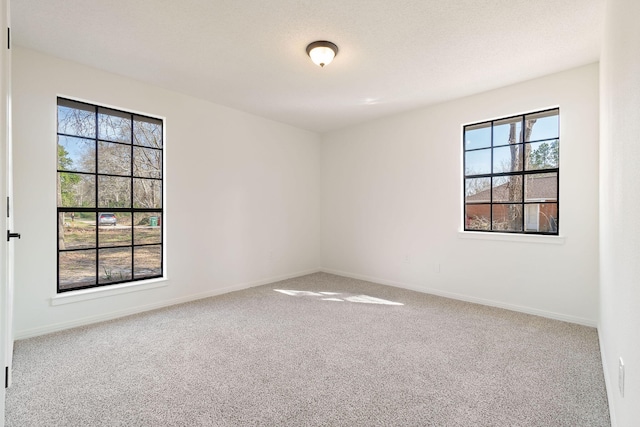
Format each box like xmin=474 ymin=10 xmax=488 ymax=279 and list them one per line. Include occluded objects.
xmin=306 ymin=41 xmax=339 ymax=68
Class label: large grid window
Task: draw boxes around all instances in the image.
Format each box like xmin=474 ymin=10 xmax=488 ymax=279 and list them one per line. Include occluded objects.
xmin=464 ymin=108 xmax=559 ymax=234
xmin=57 ymin=98 xmax=164 ymax=292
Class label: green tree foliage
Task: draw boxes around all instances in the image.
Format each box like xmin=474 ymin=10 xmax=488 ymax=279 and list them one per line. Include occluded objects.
xmin=58 ymin=144 xmax=80 ymax=206
xmin=529 ymin=140 xmax=559 ymax=169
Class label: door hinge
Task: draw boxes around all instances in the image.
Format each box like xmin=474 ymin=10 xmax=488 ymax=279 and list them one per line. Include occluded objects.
xmin=7 ymin=27 xmax=10 ymax=50
xmin=5 ymin=366 xmax=8 ymax=388
xmin=6 ymin=196 xmax=9 ymax=218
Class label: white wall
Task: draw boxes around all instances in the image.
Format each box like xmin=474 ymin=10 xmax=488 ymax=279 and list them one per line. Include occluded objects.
xmin=321 ymin=64 xmax=600 ymax=325
xmin=599 ymin=0 xmax=640 ymax=424
xmin=12 ymin=47 xmax=321 ymax=338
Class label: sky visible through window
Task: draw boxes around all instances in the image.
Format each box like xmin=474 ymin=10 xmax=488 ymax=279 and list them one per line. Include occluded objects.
xmin=464 ymin=113 xmax=558 ymax=175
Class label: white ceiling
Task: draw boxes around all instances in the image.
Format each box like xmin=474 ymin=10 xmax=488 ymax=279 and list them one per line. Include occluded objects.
xmin=11 ymin=0 xmax=603 ymax=133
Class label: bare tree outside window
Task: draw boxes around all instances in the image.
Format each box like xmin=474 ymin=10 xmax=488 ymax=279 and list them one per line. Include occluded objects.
xmin=57 ymin=98 xmax=164 ymax=292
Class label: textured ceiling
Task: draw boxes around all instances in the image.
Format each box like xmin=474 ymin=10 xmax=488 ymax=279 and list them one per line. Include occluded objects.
xmin=11 ymin=0 xmax=603 ymax=133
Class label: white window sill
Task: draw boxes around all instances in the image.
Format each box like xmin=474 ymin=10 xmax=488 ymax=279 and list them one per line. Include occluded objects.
xmin=458 ymin=231 xmax=565 ymax=245
xmin=51 ymin=278 xmax=168 ymax=306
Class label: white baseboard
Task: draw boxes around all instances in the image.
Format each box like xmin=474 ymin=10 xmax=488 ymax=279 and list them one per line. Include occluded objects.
xmin=320 ymin=268 xmax=598 ymax=327
xmin=598 ymin=329 xmax=617 ymax=427
xmin=17 ymin=266 xmax=597 ymax=338
xmin=15 ymin=267 xmax=321 ymax=340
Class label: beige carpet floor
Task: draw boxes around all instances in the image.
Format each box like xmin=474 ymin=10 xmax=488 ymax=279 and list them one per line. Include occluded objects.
xmin=5 ymin=272 xmax=610 ymax=426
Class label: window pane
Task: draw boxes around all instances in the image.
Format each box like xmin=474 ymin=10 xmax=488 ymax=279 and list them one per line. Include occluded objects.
xmin=493 ymin=144 xmax=523 ymax=173
xmin=59 ymin=249 xmax=97 ymax=291
xmin=524 ymin=203 xmax=558 ymax=233
xmin=58 ymin=173 xmax=95 ymax=208
xmin=134 ymin=116 xmax=163 ymax=148
xmin=57 ymin=99 xmax=96 ymax=138
xmin=525 ymin=140 xmax=559 ymax=170
xmin=99 ymin=212 xmax=131 ymax=247
xmin=60 ymin=212 xmax=96 ymax=250
xmin=493 ymin=117 xmax=522 ymax=147
xmin=98 ymin=176 xmax=131 ymax=208
xmin=58 ymin=136 xmax=95 ymax=173
xmin=98 ymin=142 xmax=131 ymax=176
xmin=465 ymin=148 xmax=491 ymax=175
xmin=133 ymin=147 xmax=162 ymax=178
xmin=134 ymin=245 xmax=162 ymax=279
xmin=465 ymin=204 xmax=491 ymax=230
xmin=465 ymin=178 xmax=491 ymax=203
xmin=492 ymin=175 xmax=522 ymax=202
xmin=525 ymin=173 xmax=558 ymax=202
xmin=99 ymin=247 xmax=132 ymax=284
xmin=134 ymin=212 xmax=162 ymax=245
xmin=542 ymin=203 xmax=559 ymax=233
xmin=134 ymin=178 xmax=162 ymax=209
xmin=492 ymin=204 xmax=523 ymax=232
xmin=464 ymin=122 xmax=491 ymax=151
xmin=98 ymin=107 xmax=132 ymax=143
xmin=525 ymin=109 xmax=559 ymax=142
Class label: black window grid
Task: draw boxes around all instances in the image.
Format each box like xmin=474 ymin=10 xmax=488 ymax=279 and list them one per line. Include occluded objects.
xmin=57 ymin=97 xmax=164 ymax=292
xmin=463 ymin=108 xmax=560 ymax=235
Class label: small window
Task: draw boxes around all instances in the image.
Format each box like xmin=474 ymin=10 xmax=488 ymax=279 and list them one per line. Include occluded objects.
xmin=464 ymin=109 xmax=559 ymax=235
xmin=57 ymin=98 xmax=164 ymax=292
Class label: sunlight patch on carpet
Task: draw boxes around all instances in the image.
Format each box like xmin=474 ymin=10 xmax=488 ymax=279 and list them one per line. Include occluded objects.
xmin=274 ymin=289 xmax=404 ymax=305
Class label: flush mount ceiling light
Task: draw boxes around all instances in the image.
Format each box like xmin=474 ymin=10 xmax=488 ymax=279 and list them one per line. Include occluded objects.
xmin=306 ymin=41 xmax=339 ymax=68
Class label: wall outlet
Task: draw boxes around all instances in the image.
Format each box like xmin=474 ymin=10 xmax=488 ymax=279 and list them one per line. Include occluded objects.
xmin=404 ymin=254 xmax=410 ymax=263
xmin=619 ymin=357 xmax=625 ymax=397
xmin=434 ymin=263 xmax=441 ymax=273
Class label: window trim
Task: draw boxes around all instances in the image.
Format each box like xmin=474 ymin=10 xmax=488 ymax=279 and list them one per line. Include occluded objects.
xmin=51 ymin=277 xmax=168 ymax=306
xmin=56 ymin=97 xmax=165 ymax=293
xmin=462 ymin=108 xmax=560 ymax=235
xmin=457 ymin=230 xmax=565 ymax=244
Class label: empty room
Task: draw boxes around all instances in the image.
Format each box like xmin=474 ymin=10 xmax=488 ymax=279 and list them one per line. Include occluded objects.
xmin=0 ymin=0 xmax=638 ymax=426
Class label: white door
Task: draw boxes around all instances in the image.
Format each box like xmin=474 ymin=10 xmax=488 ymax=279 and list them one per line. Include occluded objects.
xmin=524 ymin=203 xmax=540 ymax=232
xmin=1 ymin=0 xmax=13 ymax=423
